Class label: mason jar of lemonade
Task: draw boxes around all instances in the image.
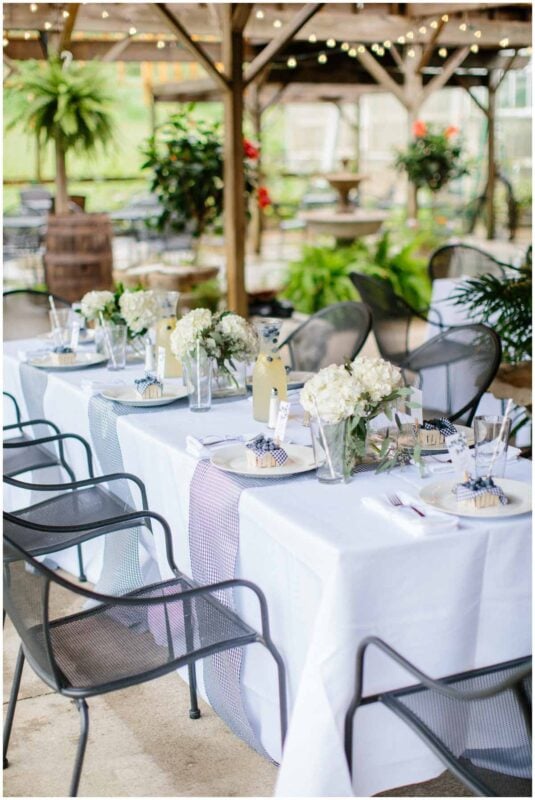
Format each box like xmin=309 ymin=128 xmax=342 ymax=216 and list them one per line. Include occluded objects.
xmin=154 ymin=291 xmax=182 ymax=378
xmin=252 ymin=319 xmax=288 ymax=422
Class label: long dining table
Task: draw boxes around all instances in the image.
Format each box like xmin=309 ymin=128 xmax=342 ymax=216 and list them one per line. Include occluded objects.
xmin=3 ymin=338 xmax=532 ymax=797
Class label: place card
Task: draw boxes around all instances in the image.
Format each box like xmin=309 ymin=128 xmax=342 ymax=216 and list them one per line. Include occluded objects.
xmin=274 ymin=400 xmax=291 ymax=443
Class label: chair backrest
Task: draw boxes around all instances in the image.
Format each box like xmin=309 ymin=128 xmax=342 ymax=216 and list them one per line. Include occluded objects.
xmin=429 ymin=244 xmax=507 ymax=282
xmin=20 ymin=186 xmax=53 ymax=213
xmin=349 ymin=273 xmax=415 ymax=365
xmin=280 ymin=302 xmax=372 ymax=372
xmin=412 ymin=323 xmax=502 ymax=424
xmin=3 ymin=289 xmax=70 ymax=341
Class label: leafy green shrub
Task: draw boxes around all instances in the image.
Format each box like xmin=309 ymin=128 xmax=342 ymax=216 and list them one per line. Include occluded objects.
xmin=280 ymin=233 xmax=431 ymax=315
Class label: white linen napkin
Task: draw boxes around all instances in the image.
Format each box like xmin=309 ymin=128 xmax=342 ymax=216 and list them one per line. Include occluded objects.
xmin=361 ymin=490 xmax=459 ymax=536
xmin=185 ymin=433 xmax=257 ymax=459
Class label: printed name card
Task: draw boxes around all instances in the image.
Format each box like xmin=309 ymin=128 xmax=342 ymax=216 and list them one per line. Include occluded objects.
xmin=274 ymin=400 xmax=291 ymax=443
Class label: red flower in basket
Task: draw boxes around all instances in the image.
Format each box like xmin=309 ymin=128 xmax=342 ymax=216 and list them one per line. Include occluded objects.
xmin=444 ymin=125 xmax=460 ymax=139
xmin=243 ymin=138 xmax=260 ymax=160
xmin=412 ymin=120 xmax=427 ymax=138
xmin=257 ymin=186 xmax=271 ymax=209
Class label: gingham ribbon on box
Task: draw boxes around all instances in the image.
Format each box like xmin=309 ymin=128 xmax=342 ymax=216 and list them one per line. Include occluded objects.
xmin=245 ymin=434 xmax=289 ymax=466
xmin=422 ymin=417 xmax=457 ymax=437
xmin=454 ymin=477 xmax=508 ymax=505
xmin=189 ymin=459 xmax=311 ymax=762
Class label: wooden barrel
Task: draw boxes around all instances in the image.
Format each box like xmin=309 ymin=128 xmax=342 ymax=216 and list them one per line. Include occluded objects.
xmin=44 ymin=213 xmax=113 ymax=302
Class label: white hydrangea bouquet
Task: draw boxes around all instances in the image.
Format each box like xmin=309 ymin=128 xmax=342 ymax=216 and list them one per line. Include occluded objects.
xmin=80 ymin=284 xmax=159 ymax=340
xmin=301 ymin=356 xmax=417 ymax=476
xmin=170 ymin=308 xmax=258 ymax=394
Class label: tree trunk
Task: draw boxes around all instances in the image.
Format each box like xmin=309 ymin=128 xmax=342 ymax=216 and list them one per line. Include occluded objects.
xmin=55 ymin=138 xmax=69 ymax=215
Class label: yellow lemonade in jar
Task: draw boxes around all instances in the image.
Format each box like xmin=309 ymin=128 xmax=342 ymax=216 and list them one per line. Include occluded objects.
xmin=252 ymin=319 xmax=288 ymax=422
xmin=156 ymin=317 xmax=182 ymax=377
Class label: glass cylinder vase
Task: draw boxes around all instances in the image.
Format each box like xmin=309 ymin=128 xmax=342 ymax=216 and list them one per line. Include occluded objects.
xmin=182 ymin=345 xmax=212 ymax=412
xmin=310 ymin=417 xmax=348 ymax=484
xmin=212 ymin=360 xmax=247 ymax=399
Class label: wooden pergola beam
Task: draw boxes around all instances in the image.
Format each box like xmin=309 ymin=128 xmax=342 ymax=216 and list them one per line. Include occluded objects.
xmin=421 ymin=46 xmax=470 ymax=103
xmin=153 ymin=3 xmax=229 ymax=92
xmin=243 ymin=3 xmax=324 ymax=86
xmin=99 ymin=34 xmax=135 ymax=63
xmin=356 ymin=46 xmax=409 ymax=108
xmin=57 ymin=3 xmax=80 ymax=53
xmin=232 ymin=3 xmax=254 ymax=33
xmin=417 ymin=18 xmax=446 ymax=72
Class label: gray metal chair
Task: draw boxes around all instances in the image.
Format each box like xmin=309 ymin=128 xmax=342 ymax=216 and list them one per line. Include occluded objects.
xmin=349 ymin=273 xmax=444 ymax=366
xmin=3 ymin=514 xmax=288 ymax=796
xmin=429 ymin=244 xmax=508 ymax=282
xmin=278 ymin=302 xmax=372 ymax=372
xmin=3 ymin=289 xmax=70 ymax=341
xmin=345 ymin=637 xmax=531 ymax=797
xmin=403 ymin=324 xmax=502 ymax=425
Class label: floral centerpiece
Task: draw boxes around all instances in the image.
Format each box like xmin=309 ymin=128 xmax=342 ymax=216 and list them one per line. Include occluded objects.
xmin=301 ymin=356 xmax=414 ymax=479
xmin=80 ymin=285 xmax=159 ymax=355
xmin=170 ymin=308 xmax=258 ymax=397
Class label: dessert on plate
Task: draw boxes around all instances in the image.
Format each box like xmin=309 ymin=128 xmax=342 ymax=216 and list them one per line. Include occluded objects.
xmin=454 ymin=474 xmax=508 ymax=509
xmin=134 ymin=374 xmax=163 ymax=400
xmin=51 ymin=345 xmax=76 ymax=366
xmin=416 ymin=417 xmax=456 ymax=446
xmin=245 ymin=434 xmax=289 ymax=468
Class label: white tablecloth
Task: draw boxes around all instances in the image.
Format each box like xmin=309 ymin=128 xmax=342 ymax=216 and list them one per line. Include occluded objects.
xmin=3 ymin=340 xmax=532 ymax=797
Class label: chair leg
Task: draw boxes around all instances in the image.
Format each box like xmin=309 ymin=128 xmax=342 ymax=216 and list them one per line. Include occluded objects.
xmin=264 ymin=641 xmax=288 ymax=749
xmin=3 ymin=646 xmax=25 ymax=769
xmin=69 ymin=699 xmax=89 ymax=797
xmin=187 ymin=662 xmax=201 ymax=720
xmin=76 ymin=544 xmax=87 ymax=583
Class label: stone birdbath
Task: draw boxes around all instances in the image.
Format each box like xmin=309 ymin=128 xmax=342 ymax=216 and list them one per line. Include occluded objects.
xmin=324 ymin=172 xmax=368 ymax=212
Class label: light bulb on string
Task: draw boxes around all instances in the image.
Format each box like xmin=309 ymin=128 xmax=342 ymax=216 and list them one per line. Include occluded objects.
xmin=430 ymin=20 xmax=438 ymax=29
xmin=44 ymin=21 xmax=52 ymax=30
xmin=308 ymin=33 xmax=317 ymax=43
xmin=129 ymin=27 xmax=137 ymax=35
xmin=418 ymin=26 xmax=427 ymax=35
xmin=397 ymin=35 xmax=405 ymax=44
xmin=441 ymin=14 xmax=449 ymax=22
xmin=62 ymin=10 xmax=70 ymax=18
xmin=318 ymin=52 xmax=327 ymax=64
xmin=407 ymin=48 xmax=415 ymax=58
xmin=287 ymin=56 xmax=297 ymax=68
xmin=357 ymin=44 xmax=365 ymax=53
xmin=30 ymin=3 xmax=38 ymax=11
xmin=348 ymin=47 xmax=357 ymax=57
xmin=470 ymin=43 xmax=479 ymax=53
xmin=3 ymin=37 xmax=8 ymax=47
xmin=383 ymin=40 xmax=392 ymax=48
xmin=102 ymin=10 xmax=109 ymax=19
xmin=24 ymin=30 xmax=31 ymax=39
xmin=377 ymin=46 xmax=385 ymax=56
xmin=371 ymin=43 xmax=379 ymax=52
xmin=474 ymin=30 xmax=482 ymax=38
xmin=156 ymin=40 xmax=165 ymax=49
xmin=341 ymin=41 xmax=349 ymax=51
xmin=406 ymin=31 xmax=414 ymax=40
xmin=459 ymin=22 xmax=467 ymax=31
xmin=499 ymin=38 xmax=509 ymax=48
xmin=273 ymin=19 xmax=282 ymax=28
xmin=255 ymin=9 xmax=264 ymax=19
xmin=326 ymin=38 xmax=336 ymax=47
xmin=438 ymin=47 xmax=448 ymax=57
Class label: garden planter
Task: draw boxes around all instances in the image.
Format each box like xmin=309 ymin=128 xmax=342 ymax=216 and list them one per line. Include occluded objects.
xmin=44 ymin=213 xmax=113 ymax=302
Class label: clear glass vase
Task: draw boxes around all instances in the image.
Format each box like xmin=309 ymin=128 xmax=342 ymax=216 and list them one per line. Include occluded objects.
xmin=212 ymin=360 xmax=247 ymax=398
xmin=182 ymin=345 xmax=212 ymax=412
xmin=310 ymin=418 xmax=348 ymax=484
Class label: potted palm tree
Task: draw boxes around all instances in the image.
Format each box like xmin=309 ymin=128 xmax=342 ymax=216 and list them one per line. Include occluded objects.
xmin=6 ymin=57 xmax=116 ymax=300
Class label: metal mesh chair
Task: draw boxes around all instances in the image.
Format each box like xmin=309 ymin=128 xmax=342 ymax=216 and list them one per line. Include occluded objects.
xmin=403 ymin=324 xmax=501 ymax=425
xmin=345 ymin=637 xmax=531 ymax=797
xmin=349 ymin=273 xmax=444 ymax=366
xmin=3 ymin=289 xmax=70 ymax=341
xmin=3 ymin=513 xmax=287 ymax=797
xmin=429 ymin=244 xmax=508 ymax=282
xmin=278 ymin=302 xmax=372 ymax=372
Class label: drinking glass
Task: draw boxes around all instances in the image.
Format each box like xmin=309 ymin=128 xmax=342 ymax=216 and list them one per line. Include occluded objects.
xmin=310 ymin=417 xmax=347 ymax=484
xmin=104 ymin=323 xmax=127 ymax=371
xmin=183 ymin=345 xmax=212 ymax=412
xmin=474 ymin=415 xmax=511 ymax=478
xmin=49 ymin=309 xmax=72 ymax=346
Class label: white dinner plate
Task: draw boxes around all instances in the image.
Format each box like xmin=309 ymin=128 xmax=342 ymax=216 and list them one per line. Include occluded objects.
xmin=246 ymin=371 xmax=315 ymax=391
xmin=27 ymin=352 xmax=108 ymax=371
xmin=420 ymin=477 xmax=531 ymax=518
xmin=391 ymin=423 xmax=474 ymax=455
xmin=101 ymin=385 xmax=190 ymax=407
xmin=210 ymin=443 xmax=316 ymax=478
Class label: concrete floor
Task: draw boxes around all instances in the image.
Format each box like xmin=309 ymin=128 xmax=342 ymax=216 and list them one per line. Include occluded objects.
xmin=3 ymin=578 xmax=469 ymax=798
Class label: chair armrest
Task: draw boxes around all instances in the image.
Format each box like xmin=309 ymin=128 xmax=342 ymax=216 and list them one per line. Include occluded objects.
xmin=3 ymin=392 xmax=23 ymax=429
xmin=4 ymin=470 xmax=146 ymax=509
xmin=3 ymin=431 xmax=94 ymax=480
xmin=4 ymin=418 xmax=60 ymax=437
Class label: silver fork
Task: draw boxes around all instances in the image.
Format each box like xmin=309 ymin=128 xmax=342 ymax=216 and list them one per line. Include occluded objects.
xmin=387 ymin=493 xmax=426 ymax=518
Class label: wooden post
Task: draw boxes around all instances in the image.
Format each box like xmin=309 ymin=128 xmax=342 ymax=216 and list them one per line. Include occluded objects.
xmin=222 ymin=6 xmax=248 ymax=315
xmin=404 ymin=47 xmax=423 ymax=220
xmin=250 ymin=83 xmax=263 ymax=255
xmin=487 ymin=79 xmax=497 ymax=239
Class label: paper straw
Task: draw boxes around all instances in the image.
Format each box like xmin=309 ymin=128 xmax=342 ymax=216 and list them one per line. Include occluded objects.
xmin=48 ymin=295 xmax=62 ymax=346
xmin=99 ymin=312 xmax=117 ymax=369
xmin=312 ymin=394 xmax=336 ymax=480
xmin=485 ymin=398 xmax=513 ymax=478
xmin=196 ymin=340 xmax=202 ymax=405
